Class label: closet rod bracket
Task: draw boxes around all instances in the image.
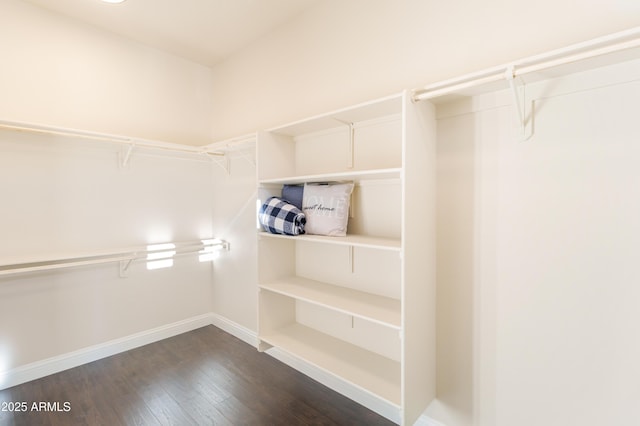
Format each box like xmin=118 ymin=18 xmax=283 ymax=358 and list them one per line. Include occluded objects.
xmin=504 ymin=65 xmax=533 ymax=141
xmin=505 ymin=66 xmax=524 ymax=127
xmin=119 ymin=257 xmax=134 ymax=278
xmin=119 ymin=142 xmax=136 ymax=169
xmin=205 ymin=152 xmax=231 ymax=175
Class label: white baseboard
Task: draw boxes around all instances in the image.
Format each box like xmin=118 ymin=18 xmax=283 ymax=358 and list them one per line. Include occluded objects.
xmin=206 ymin=315 xmax=399 ymax=420
xmin=206 ymin=313 xmax=446 ymax=426
xmin=266 ymin=345 xmax=402 ymax=423
xmin=415 ymin=414 xmax=448 ymax=426
xmin=0 ymin=313 xmax=213 ymax=390
xmin=208 ymin=312 xmax=259 ymax=348
xmin=1 ymin=312 xmax=445 ymax=426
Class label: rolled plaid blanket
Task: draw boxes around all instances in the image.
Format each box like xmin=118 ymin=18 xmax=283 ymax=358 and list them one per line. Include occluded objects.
xmin=259 ymin=197 xmax=306 ymax=236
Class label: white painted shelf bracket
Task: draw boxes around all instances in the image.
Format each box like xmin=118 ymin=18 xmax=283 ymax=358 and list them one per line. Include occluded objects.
xmin=348 ymin=122 xmax=354 ymax=169
xmin=208 ymin=148 xmax=258 ymax=174
xmin=348 ymin=245 xmax=355 ymax=274
xmin=207 ymin=152 xmax=230 ymax=174
xmin=236 ymin=149 xmax=257 ymax=168
xmin=119 ymin=142 xmax=136 ymax=169
xmin=208 ymin=149 xmax=256 ymax=174
xmin=200 ymin=135 xmax=256 ymax=173
xmin=222 ymin=154 xmax=230 ymax=175
xmin=332 ymin=118 xmax=355 ymax=169
xmin=119 ymin=257 xmax=134 ymax=278
xmin=505 ymin=65 xmax=533 ymax=141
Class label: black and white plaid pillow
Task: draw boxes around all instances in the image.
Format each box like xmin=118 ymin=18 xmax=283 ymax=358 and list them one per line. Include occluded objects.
xmin=259 ymin=197 xmax=306 ymax=236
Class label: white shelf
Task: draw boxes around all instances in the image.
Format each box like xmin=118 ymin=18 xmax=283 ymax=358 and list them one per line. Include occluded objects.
xmin=259 ymin=167 xmax=401 ymax=186
xmin=0 ymin=119 xmax=236 ymax=156
xmin=268 ymin=94 xmax=403 ymax=137
xmin=260 ymin=323 xmax=401 ymax=406
xmin=257 ymin=90 xmax=435 ymax=424
xmin=258 ymin=232 xmax=401 ymax=251
xmin=260 ymin=276 xmax=401 ymax=329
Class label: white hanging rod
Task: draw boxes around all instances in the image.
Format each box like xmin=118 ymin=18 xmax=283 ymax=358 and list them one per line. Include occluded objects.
xmin=0 ymin=239 xmax=229 ymax=277
xmin=0 ymin=119 xmax=227 ymax=157
xmin=412 ymin=26 xmax=640 ymax=102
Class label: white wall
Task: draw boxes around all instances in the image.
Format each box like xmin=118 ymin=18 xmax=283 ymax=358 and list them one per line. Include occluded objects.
xmin=207 ymin=2 xmax=639 ymax=424
xmin=494 ymin=67 xmax=640 ymax=426
xmin=0 ymin=0 xmax=214 ymax=146
xmin=210 ymin=0 xmax=640 ymax=140
xmin=210 ymin=148 xmax=259 ymax=332
xmin=0 ymin=0 xmax=218 ymax=386
xmin=0 ymin=131 xmax=216 ymax=378
xmin=435 ymin=60 xmax=640 ymax=426
xmin=2 ymin=0 xmax=639 ymax=423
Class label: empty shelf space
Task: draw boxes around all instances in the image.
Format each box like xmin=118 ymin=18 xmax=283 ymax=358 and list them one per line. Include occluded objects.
xmin=268 ymin=94 xmax=403 ymax=137
xmin=259 ymin=168 xmax=402 ymax=186
xmin=258 ymin=232 xmax=401 ymax=251
xmin=260 ymin=277 xmax=401 ymax=329
xmin=260 ymin=323 xmax=401 ymax=406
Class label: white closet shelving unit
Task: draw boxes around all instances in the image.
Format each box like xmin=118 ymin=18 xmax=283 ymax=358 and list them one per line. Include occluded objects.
xmin=256 ymin=90 xmax=436 ymax=425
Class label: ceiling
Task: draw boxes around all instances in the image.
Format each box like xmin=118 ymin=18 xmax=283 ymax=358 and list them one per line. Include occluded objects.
xmin=22 ymin=0 xmax=319 ymax=68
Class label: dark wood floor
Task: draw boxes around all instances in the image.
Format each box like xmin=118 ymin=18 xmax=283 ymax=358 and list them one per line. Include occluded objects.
xmin=0 ymin=325 xmax=394 ymax=425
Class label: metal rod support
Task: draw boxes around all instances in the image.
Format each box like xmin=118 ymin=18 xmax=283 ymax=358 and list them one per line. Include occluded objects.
xmin=0 ymin=239 xmax=228 ymax=278
xmin=412 ymin=27 xmax=640 ymax=102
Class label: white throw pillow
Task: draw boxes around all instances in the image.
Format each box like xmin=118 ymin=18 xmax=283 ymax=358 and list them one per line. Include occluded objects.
xmin=302 ymin=182 xmax=354 ymax=236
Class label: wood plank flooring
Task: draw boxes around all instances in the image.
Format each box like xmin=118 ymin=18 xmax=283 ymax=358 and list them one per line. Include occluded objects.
xmin=0 ymin=326 xmax=395 ymax=425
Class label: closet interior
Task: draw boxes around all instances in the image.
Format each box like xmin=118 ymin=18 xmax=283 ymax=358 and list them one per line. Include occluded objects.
xmin=1 ymin=23 xmax=639 ymax=426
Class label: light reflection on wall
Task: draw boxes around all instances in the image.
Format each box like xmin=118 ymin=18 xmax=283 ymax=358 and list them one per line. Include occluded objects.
xmin=199 ymin=239 xmax=223 ymax=262
xmin=146 ymin=243 xmax=176 ymax=270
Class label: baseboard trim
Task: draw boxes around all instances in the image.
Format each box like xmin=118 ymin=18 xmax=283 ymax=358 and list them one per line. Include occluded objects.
xmin=205 ymin=314 xmax=447 ymax=426
xmin=266 ymin=345 xmax=402 ymax=423
xmin=415 ymin=414 xmax=448 ymax=426
xmin=269 ymin=344 xmax=447 ymax=425
xmin=0 ymin=313 xmax=212 ymax=390
xmin=1 ymin=312 xmax=445 ymax=426
xmin=208 ymin=312 xmax=259 ymax=348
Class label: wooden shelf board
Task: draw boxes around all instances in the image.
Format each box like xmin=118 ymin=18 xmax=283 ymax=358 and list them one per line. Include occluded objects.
xmin=259 ymin=168 xmax=401 ymax=186
xmin=260 ymin=323 xmax=401 ymax=406
xmin=258 ymin=232 xmax=401 ymax=252
xmin=260 ymin=277 xmax=401 ymax=329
